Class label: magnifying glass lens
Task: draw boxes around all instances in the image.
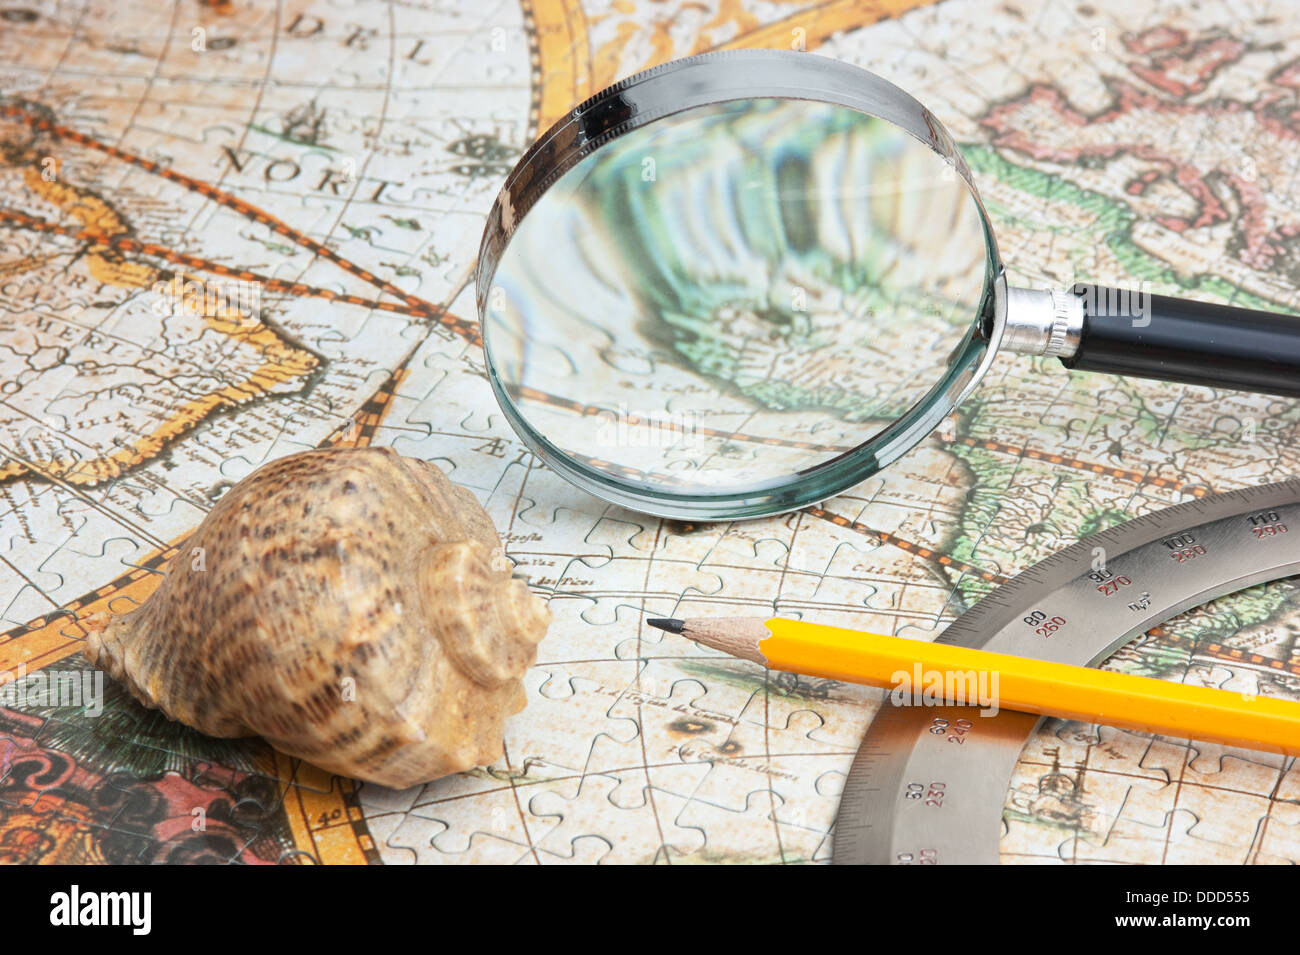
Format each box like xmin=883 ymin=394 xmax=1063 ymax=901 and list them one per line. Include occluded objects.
xmin=483 ymin=95 xmax=994 ymax=516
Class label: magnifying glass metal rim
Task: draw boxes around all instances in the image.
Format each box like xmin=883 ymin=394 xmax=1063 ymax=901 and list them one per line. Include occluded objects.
xmin=474 ymin=50 xmax=1006 ymax=519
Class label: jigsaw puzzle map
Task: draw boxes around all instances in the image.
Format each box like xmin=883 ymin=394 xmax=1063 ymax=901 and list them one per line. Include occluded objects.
xmin=1 ymin=0 xmax=1299 ymax=863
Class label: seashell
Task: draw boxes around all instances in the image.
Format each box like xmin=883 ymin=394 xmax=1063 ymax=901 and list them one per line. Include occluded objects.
xmin=84 ymin=447 xmax=551 ymax=789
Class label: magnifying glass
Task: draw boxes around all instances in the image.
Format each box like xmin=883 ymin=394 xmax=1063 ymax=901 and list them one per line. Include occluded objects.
xmin=475 ymin=50 xmax=1300 ymax=520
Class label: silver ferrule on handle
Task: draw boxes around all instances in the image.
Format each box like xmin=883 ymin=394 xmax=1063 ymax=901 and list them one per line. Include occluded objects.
xmin=1000 ymin=286 xmax=1084 ymax=359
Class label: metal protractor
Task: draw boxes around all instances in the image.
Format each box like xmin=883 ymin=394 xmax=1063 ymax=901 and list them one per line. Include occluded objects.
xmin=832 ymin=478 xmax=1300 ymax=865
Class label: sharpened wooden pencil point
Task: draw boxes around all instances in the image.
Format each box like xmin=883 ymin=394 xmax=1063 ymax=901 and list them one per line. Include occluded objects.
xmin=646 ymin=618 xmax=684 ymax=633
xmin=661 ymin=617 xmax=772 ymax=665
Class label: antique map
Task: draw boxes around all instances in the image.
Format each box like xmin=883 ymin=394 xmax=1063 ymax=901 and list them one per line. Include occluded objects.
xmin=2 ymin=0 xmax=1299 ymax=863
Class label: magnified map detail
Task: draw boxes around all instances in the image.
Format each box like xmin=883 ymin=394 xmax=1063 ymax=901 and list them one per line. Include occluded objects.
xmin=484 ymin=99 xmax=991 ymax=493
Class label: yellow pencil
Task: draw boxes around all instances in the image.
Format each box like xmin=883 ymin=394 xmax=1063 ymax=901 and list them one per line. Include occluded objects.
xmin=646 ymin=616 xmax=1300 ymax=756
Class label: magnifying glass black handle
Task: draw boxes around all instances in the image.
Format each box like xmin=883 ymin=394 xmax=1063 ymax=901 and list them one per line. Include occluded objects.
xmin=1065 ymin=284 xmax=1300 ymax=399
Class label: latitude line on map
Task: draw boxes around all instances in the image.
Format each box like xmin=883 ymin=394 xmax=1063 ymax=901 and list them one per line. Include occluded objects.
xmin=0 ymin=205 xmax=469 ymax=331
xmin=0 ymin=444 xmax=169 ymax=550
xmin=0 ymin=100 xmax=438 ymax=317
xmin=0 ymin=552 xmax=60 ymax=612
xmin=938 ymin=432 xmax=1208 ymax=496
xmin=806 ymin=506 xmax=1009 ymax=585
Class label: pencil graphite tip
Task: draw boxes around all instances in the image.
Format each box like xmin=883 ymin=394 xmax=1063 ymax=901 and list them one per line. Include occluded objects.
xmin=646 ymin=617 xmax=685 ymax=634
